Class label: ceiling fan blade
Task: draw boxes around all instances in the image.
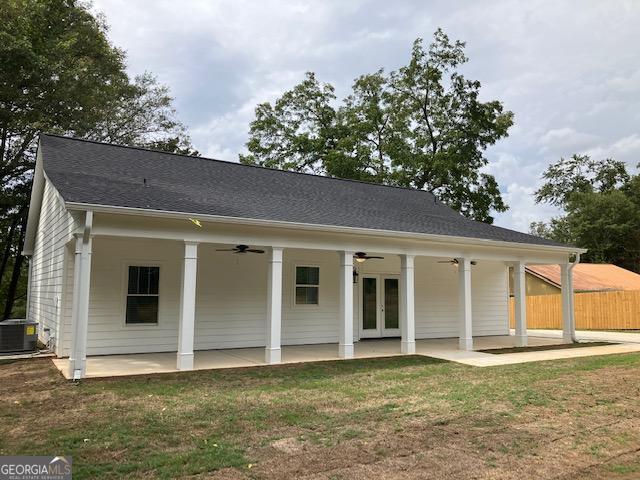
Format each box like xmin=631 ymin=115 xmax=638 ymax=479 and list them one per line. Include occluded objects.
xmin=247 ymin=249 xmax=265 ymax=254
xmin=366 ymin=256 xmax=384 ymax=260
xmin=216 ymin=248 xmax=237 ymax=251
xmin=436 ymin=259 xmax=476 ymax=265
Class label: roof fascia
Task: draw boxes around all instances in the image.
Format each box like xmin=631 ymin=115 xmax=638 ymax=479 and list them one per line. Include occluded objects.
xmin=525 ymin=267 xmax=561 ymax=288
xmin=64 ymin=201 xmax=586 ymax=256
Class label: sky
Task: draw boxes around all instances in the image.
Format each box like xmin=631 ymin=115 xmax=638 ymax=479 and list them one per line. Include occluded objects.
xmin=91 ymin=0 xmax=640 ymax=233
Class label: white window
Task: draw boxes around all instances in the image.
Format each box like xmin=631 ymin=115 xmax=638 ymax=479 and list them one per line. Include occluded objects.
xmin=295 ymin=266 xmax=319 ymax=305
xmin=126 ymin=266 xmax=159 ymax=324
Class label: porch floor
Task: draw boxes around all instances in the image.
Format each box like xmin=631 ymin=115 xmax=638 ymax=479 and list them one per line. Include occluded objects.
xmin=51 ymin=334 xmax=640 ymax=379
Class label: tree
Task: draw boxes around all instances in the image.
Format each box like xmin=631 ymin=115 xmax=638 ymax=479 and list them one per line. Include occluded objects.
xmin=386 ymin=31 xmax=513 ymax=222
xmin=0 ymin=0 xmax=196 ymax=318
xmin=328 ymin=71 xmax=395 ymax=183
xmin=532 ymin=155 xmax=640 ymax=272
xmin=534 ymin=154 xmax=629 ymax=206
xmin=240 ymin=72 xmax=337 ymax=174
xmin=241 ymin=29 xmax=514 ymax=223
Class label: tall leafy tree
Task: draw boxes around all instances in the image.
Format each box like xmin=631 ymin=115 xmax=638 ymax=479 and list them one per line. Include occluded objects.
xmin=534 ymin=154 xmax=629 ymax=206
xmin=0 ymin=0 xmax=196 ymax=318
xmin=532 ymin=155 xmax=640 ymax=272
xmin=386 ymin=30 xmax=513 ymax=221
xmin=241 ymin=28 xmax=514 ymax=223
xmin=328 ymin=71 xmax=395 ymax=183
xmin=239 ymin=72 xmax=337 ymax=174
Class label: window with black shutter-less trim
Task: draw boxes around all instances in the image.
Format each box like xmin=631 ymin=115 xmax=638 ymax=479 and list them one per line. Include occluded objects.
xmin=126 ymin=266 xmax=159 ymax=324
xmin=295 ymin=266 xmax=319 ymax=305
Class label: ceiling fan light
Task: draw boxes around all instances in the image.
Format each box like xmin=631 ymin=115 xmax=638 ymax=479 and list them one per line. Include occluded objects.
xmin=355 ymin=257 xmax=366 ymax=263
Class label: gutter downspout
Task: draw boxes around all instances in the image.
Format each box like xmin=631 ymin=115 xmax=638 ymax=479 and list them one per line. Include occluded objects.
xmin=568 ymin=253 xmax=581 ymax=342
xmin=25 ymin=256 xmax=33 ymax=320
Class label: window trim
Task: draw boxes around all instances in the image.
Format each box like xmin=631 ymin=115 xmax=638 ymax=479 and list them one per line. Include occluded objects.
xmin=293 ymin=264 xmax=321 ymax=307
xmin=121 ymin=261 xmax=162 ymax=327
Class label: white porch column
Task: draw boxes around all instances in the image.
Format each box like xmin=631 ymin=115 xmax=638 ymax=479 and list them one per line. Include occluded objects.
xmin=399 ymin=254 xmax=416 ymax=354
xmin=265 ymin=247 xmax=283 ymax=364
xmin=177 ymin=242 xmax=198 ymax=371
xmin=560 ymin=263 xmax=574 ymax=343
xmin=513 ymin=261 xmax=527 ymax=347
xmin=339 ymin=251 xmax=354 ymax=358
xmin=458 ymin=257 xmax=473 ymax=351
xmin=68 ymin=233 xmax=92 ymax=379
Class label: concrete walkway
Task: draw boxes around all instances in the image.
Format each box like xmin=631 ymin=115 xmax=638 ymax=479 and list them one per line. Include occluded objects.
xmin=521 ymin=329 xmax=640 ymax=344
xmin=51 ymin=333 xmax=640 ymax=379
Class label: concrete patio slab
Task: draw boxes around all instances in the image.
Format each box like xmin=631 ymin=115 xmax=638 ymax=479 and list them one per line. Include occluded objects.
xmin=50 ymin=333 xmax=640 ymax=379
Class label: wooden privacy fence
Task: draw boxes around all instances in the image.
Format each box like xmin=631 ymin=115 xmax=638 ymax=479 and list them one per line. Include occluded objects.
xmin=509 ymin=289 xmax=640 ymax=330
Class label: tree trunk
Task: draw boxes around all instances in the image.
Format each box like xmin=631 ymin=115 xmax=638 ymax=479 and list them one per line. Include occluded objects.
xmin=0 ymin=214 xmax=20 ymax=286
xmin=2 ymin=213 xmax=27 ymax=320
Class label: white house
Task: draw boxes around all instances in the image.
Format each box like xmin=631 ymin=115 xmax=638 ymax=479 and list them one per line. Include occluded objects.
xmin=23 ymin=135 xmax=585 ymax=379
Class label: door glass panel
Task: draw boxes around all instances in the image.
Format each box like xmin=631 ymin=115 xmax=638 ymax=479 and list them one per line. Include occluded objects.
xmin=362 ymin=277 xmax=377 ymax=330
xmin=384 ymin=278 xmax=399 ymax=329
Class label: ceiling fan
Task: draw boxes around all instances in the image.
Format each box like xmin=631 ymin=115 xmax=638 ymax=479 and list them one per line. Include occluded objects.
xmin=216 ymin=244 xmax=265 ymax=254
xmin=353 ymin=251 xmax=384 ymax=263
xmin=437 ymin=259 xmax=477 ymax=266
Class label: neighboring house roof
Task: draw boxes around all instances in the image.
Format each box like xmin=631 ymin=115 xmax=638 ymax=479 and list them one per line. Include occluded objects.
xmin=526 ymin=264 xmax=640 ymax=292
xmin=37 ymin=134 xmax=571 ymax=248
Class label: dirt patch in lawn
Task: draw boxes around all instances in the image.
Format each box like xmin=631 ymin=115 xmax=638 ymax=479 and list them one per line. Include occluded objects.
xmin=1 ymin=354 xmax=640 ymax=479
xmin=479 ymin=341 xmax=616 ymax=354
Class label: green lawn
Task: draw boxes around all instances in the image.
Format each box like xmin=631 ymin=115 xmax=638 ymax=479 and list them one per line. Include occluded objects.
xmin=2 ymin=353 xmax=640 ymax=479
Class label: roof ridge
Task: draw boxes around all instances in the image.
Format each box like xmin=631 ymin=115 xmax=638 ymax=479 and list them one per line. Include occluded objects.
xmin=40 ymin=133 xmax=441 ymax=199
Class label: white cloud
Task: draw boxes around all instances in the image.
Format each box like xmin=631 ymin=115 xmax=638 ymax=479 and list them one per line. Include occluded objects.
xmin=494 ymin=183 xmax=561 ymax=233
xmin=584 ymin=134 xmax=640 ymax=169
xmin=538 ymin=127 xmax=599 ymax=154
xmin=606 ymin=68 xmax=640 ymax=93
xmin=91 ymin=0 xmax=640 ymax=233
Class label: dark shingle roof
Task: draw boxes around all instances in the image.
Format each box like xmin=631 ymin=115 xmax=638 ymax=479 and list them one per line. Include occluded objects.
xmin=39 ymin=134 xmax=567 ymax=248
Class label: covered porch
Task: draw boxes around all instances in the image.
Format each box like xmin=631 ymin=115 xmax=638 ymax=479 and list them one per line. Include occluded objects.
xmin=61 ymin=212 xmax=580 ymax=379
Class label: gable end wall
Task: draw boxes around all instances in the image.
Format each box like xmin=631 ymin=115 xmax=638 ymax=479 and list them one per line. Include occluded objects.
xmin=28 ymin=178 xmax=76 ymax=354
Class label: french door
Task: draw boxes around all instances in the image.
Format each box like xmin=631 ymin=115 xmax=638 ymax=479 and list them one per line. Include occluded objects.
xmin=360 ymin=274 xmax=400 ymax=338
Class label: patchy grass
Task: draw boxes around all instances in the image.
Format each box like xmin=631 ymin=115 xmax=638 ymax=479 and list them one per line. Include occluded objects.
xmin=1 ymin=354 xmax=640 ymax=479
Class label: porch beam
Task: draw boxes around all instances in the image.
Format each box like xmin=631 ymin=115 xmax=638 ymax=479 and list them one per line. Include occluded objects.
xmin=265 ymin=247 xmax=284 ymax=364
xmin=399 ymin=254 xmax=416 ymax=354
xmin=513 ymin=261 xmax=527 ymax=347
xmin=177 ymin=241 xmax=198 ymax=370
xmin=91 ymin=222 xmax=575 ymax=265
xmin=339 ymin=251 xmax=354 ymax=358
xmin=458 ymin=257 xmax=473 ymax=351
xmin=560 ymin=263 xmax=574 ymax=343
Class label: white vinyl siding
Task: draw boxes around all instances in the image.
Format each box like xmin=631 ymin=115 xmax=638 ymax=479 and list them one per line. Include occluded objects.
xmin=195 ymin=248 xmax=343 ymax=349
xmin=414 ymin=258 xmax=509 ymax=338
xmin=28 ymin=179 xmax=77 ymax=354
xmin=356 ymin=256 xmax=509 ymax=339
xmin=64 ymin=237 xmax=509 ymax=356
xmin=65 ymin=238 xmax=181 ymax=356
